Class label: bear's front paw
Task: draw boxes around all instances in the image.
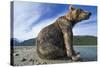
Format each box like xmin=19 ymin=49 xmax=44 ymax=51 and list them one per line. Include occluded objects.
xmin=72 ymin=53 xmax=80 ymax=61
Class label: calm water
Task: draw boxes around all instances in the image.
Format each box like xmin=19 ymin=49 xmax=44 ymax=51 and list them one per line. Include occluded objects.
xmin=74 ymin=46 xmax=97 ymax=61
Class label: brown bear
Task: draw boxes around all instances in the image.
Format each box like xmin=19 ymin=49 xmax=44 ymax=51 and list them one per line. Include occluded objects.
xmin=36 ymin=5 xmax=91 ymax=61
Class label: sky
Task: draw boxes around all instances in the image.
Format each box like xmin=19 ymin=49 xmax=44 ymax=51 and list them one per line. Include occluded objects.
xmin=13 ymin=1 xmax=97 ymax=41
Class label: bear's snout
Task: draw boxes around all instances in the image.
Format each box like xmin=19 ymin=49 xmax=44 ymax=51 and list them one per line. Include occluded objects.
xmin=88 ymin=12 xmax=92 ymax=16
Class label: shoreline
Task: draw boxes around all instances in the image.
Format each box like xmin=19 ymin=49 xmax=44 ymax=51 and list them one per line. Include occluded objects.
xmin=13 ymin=45 xmax=97 ymax=47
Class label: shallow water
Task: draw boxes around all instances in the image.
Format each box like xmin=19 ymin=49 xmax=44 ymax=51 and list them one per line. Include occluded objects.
xmin=74 ymin=46 xmax=97 ymax=61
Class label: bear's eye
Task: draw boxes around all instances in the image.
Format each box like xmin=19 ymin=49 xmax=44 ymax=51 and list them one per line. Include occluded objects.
xmin=77 ymin=9 xmax=82 ymax=13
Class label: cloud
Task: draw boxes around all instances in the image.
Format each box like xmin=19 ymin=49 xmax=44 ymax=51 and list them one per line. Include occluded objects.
xmin=13 ymin=1 xmax=68 ymax=41
xmin=13 ymin=1 xmax=97 ymax=41
xmin=14 ymin=18 xmax=56 ymax=41
xmin=27 ymin=3 xmax=68 ymax=31
xmin=73 ymin=21 xmax=97 ymax=36
xmin=13 ymin=1 xmax=43 ymax=41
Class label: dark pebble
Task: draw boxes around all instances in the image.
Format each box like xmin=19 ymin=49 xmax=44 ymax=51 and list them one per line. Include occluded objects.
xmin=29 ymin=59 xmax=34 ymax=62
xmin=21 ymin=58 xmax=27 ymax=62
xmin=43 ymin=62 xmax=47 ymax=64
xmin=15 ymin=54 xmax=19 ymax=56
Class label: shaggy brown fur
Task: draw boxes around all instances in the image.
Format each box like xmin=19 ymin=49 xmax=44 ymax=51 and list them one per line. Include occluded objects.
xmin=36 ymin=5 xmax=91 ymax=61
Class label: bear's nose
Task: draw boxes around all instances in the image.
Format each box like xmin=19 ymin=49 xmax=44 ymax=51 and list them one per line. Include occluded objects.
xmin=88 ymin=12 xmax=92 ymax=16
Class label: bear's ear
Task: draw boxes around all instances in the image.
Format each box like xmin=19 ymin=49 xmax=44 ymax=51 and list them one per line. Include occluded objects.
xmin=69 ymin=5 xmax=75 ymax=11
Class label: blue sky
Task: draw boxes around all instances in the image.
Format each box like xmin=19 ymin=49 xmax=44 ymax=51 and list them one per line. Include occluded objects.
xmin=13 ymin=1 xmax=97 ymax=41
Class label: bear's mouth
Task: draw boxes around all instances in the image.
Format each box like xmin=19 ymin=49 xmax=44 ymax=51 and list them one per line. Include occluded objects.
xmin=86 ymin=12 xmax=92 ymax=19
xmin=86 ymin=16 xmax=90 ymax=19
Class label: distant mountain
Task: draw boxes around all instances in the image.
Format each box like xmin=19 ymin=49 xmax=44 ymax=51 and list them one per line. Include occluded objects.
xmin=11 ymin=36 xmax=97 ymax=46
xmin=20 ymin=38 xmax=36 ymax=46
xmin=73 ymin=36 xmax=97 ymax=45
xmin=11 ymin=38 xmax=20 ymax=46
xmin=11 ymin=38 xmax=36 ymax=46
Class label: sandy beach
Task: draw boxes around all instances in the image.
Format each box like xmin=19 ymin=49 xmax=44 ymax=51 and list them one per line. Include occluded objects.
xmin=12 ymin=45 xmax=97 ymax=66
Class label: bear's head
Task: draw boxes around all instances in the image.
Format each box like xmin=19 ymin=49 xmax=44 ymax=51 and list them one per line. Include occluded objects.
xmin=66 ymin=5 xmax=91 ymax=25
